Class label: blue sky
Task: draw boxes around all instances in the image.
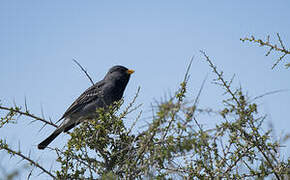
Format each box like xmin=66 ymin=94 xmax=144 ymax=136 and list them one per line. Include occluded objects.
xmin=0 ymin=1 xmax=289 ymax=179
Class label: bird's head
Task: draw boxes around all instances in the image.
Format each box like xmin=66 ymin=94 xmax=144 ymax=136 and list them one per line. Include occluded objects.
xmin=104 ymin=65 xmax=134 ymax=82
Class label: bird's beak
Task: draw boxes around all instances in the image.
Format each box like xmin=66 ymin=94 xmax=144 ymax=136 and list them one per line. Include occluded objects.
xmin=127 ymin=69 xmax=135 ymax=74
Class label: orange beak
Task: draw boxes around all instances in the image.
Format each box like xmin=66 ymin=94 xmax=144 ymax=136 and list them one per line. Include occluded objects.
xmin=127 ymin=69 xmax=135 ymax=74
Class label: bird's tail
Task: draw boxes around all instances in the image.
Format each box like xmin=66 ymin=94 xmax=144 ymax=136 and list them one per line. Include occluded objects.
xmin=38 ymin=129 xmax=62 ymax=150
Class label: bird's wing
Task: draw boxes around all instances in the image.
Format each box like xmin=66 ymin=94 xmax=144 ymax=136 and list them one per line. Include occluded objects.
xmin=60 ymin=80 xmax=106 ymax=119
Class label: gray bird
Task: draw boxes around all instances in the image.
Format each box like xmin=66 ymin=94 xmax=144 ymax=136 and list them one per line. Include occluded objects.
xmin=38 ymin=65 xmax=134 ymax=150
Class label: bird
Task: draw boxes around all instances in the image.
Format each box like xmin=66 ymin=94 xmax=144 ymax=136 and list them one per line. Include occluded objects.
xmin=38 ymin=65 xmax=134 ymax=150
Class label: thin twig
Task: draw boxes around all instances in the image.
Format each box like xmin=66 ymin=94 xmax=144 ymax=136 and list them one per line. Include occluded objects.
xmin=200 ymin=51 xmax=241 ymax=107
xmin=272 ymin=53 xmax=287 ymax=69
xmin=119 ymin=86 xmax=141 ymax=119
xmin=250 ymin=89 xmax=289 ymax=103
xmin=0 ymin=145 xmax=56 ymax=178
xmin=201 ymin=51 xmax=281 ymax=180
xmin=128 ymin=110 xmax=142 ymax=135
xmin=223 ymin=146 xmax=252 ymax=175
xmin=240 ymin=34 xmax=289 ymax=55
xmin=190 ymin=74 xmax=207 ymax=119
xmin=0 ymin=105 xmax=57 ymax=128
xmin=162 ymin=57 xmax=194 ymax=140
xmin=73 ymin=58 xmax=94 ymax=85
xmin=240 ymin=34 xmax=289 ymax=69
xmin=277 ymin=33 xmax=286 ymax=50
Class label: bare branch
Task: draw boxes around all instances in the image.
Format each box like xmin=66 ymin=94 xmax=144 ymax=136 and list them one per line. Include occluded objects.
xmin=0 ymin=105 xmax=57 ymax=128
xmin=162 ymin=56 xmax=194 ymax=140
xmin=240 ymin=34 xmax=289 ymax=69
xmin=200 ymin=51 xmax=282 ymax=180
xmin=250 ymin=89 xmax=289 ymax=102
xmin=200 ymin=50 xmax=241 ymax=107
xmin=73 ymin=59 xmax=94 ymax=85
xmin=0 ymin=143 xmax=56 ymax=178
xmin=192 ymin=74 xmax=207 ymax=115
